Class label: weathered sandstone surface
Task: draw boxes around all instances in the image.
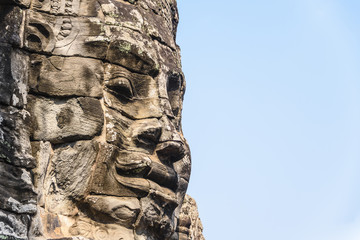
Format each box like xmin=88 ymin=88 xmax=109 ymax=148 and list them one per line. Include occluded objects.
xmin=0 ymin=0 xmax=204 ymax=239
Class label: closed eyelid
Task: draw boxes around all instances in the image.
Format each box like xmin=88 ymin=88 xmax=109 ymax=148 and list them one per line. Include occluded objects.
xmin=109 ymin=71 xmax=136 ymax=90
xmin=106 ymin=76 xmax=134 ymax=99
xmin=110 ymin=71 xmax=130 ymax=80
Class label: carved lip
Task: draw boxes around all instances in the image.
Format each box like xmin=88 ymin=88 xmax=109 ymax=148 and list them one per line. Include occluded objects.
xmin=115 ymin=152 xmax=179 ymax=194
xmin=114 ymin=174 xmax=179 ymax=206
xmin=84 ymin=195 xmax=140 ymax=226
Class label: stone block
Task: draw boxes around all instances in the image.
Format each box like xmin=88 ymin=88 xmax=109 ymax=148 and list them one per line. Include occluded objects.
xmin=0 ymin=45 xmax=29 ymax=108
xmin=0 ymin=106 xmax=34 ymax=168
xmin=0 ymin=5 xmax=24 ymax=46
xmin=50 ymin=140 xmax=98 ymax=200
xmin=29 ymin=55 xmax=103 ymax=98
xmin=28 ymin=96 xmax=104 ymax=144
xmin=0 ymin=161 xmax=36 ymax=215
xmin=25 ymin=11 xmax=108 ymax=58
xmin=39 ymin=141 xmax=98 ymax=217
xmin=0 ymin=209 xmax=30 ymax=240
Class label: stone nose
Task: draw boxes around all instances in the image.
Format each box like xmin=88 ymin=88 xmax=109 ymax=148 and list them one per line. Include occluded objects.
xmin=158 ymin=115 xmax=182 ymax=143
xmin=132 ymin=115 xmax=184 ymax=159
xmin=132 ymin=119 xmax=162 ymax=151
xmin=156 ymin=141 xmax=186 ymax=163
xmin=156 ymin=115 xmax=185 ymax=163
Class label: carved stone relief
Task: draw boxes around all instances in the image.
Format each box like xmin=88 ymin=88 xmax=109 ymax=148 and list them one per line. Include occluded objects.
xmin=0 ymin=0 xmax=204 ymax=239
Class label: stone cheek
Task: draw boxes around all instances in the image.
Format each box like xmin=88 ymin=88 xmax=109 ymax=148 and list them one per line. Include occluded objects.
xmin=35 ymin=141 xmax=98 ymax=220
xmin=50 ymin=141 xmax=98 ymax=200
xmin=88 ymin=143 xmax=149 ymax=198
xmin=28 ymin=96 xmax=104 ymax=144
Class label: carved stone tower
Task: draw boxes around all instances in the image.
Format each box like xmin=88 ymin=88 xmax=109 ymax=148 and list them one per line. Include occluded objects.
xmin=0 ymin=0 xmax=204 ymax=239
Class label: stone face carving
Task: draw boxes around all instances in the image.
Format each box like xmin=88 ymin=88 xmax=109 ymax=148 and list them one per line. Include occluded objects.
xmin=0 ymin=0 xmax=204 ymax=239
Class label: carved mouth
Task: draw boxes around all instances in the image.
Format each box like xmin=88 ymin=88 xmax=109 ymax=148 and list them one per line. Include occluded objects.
xmin=114 ymin=152 xmax=180 ymax=200
xmin=84 ymin=195 xmax=140 ymax=226
xmin=146 ymin=161 xmax=178 ymax=190
xmin=115 ymin=156 xmax=151 ymax=176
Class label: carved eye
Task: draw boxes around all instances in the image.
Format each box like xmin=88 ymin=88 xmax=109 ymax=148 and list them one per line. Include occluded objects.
xmin=107 ymin=77 xmax=133 ymax=99
xmin=167 ymin=73 xmax=183 ymax=117
xmin=167 ymin=74 xmax=181 ymax=92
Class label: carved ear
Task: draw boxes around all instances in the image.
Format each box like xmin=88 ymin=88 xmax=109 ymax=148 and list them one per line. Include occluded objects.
xmin=26 ymin=12 xmax=56 ymax=52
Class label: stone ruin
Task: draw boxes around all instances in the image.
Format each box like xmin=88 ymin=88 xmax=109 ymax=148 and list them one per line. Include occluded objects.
xmin=0 ymin=0 xmax=204 ymax=239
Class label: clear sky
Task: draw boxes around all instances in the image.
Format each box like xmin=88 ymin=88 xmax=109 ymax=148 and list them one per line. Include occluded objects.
xmin=176 ymin=1 xmax=360 ymax=239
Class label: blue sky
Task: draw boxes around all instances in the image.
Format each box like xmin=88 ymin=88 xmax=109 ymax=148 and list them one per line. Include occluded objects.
xmin=176 ymin=1 xmax=360 ymax=239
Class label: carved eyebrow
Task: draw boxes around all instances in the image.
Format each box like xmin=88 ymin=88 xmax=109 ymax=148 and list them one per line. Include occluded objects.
xmin=110 ymin=71 xmax=131 ymax=80
xmin=109 ymin=68 xmax=150 ymax=86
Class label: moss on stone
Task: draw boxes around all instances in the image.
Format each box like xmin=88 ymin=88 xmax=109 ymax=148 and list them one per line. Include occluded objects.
xmin=117 ymin=41 xmax=132 ymax=52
